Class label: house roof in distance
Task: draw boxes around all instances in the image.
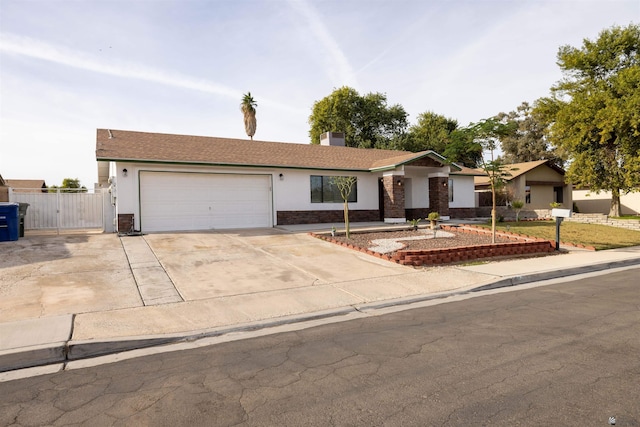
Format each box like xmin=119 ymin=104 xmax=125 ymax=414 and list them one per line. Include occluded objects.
xmin=474 ymin=160 xmax=565 ymax=186
xmin=5 ymin=179 xmax=47 ymax=190
xmin=95 ymin=129 xmax=460 ymax=172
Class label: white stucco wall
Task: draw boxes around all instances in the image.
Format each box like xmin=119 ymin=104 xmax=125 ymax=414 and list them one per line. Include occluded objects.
xmin=449 ymin=175 xmax=475 ymax=208
xmin=111 ymin=162 xmax=381 ymax=229
xmin=275 ymin=169 xmax=378 ymax=211
xmin=403 ymin=176 xmax=429 ymax=209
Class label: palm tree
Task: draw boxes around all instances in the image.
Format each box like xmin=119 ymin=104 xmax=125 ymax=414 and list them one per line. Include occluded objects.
xmin=241 ymin=92 xmax=257 ymax=140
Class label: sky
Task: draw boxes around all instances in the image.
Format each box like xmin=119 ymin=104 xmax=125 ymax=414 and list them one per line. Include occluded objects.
xmin=0 ymin=0 xmax=638 ymax=189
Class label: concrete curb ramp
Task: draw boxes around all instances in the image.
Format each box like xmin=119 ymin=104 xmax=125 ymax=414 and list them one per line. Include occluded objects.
xmin=2 ymin=256 xmax=639 ymax=374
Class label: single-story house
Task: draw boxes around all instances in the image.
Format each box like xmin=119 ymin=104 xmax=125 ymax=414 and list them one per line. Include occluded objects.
xmin=4 ymin=179 xmax=48 ymax=193
xmin=95 ymin=129 xmax=474 ymax=233
xmin=474 ymin=160 xmax=572 ymax=213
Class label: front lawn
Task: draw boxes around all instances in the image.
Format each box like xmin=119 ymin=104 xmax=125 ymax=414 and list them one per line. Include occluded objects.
xmin=473 ymin=220 xmax=640 ymax=250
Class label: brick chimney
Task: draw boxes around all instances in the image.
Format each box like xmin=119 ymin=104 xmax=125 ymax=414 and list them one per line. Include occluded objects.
xmin=320 ymin=132 xmax=345 ymax=146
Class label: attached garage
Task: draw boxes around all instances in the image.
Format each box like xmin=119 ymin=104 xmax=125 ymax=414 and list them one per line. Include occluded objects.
xmin=139 ymin=172 xmax=272 ymax=232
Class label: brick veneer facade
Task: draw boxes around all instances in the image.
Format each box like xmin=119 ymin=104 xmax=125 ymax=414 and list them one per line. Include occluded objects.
xmin=383 ymin=175 xmax=405 ymax=219
xmin=429 ymin=176 xmax=449 ymax=216
xmin=405 ymin=208 xmax=432 ymax=220
xmin=277 ymin=209 xmax=379 ymax=225
xmin=117 ymin=214 xmax=134 ymax=233
xmin=449 ymin=207 xmax=477 ymax=218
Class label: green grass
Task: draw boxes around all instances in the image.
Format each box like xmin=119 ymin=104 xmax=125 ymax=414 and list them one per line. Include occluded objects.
xmin=474 ymin=220 xmax=640 ymax=250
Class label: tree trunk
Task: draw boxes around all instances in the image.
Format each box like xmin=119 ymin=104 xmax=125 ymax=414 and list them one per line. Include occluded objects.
xmin=344 ymin=201 xmax=350 ymax=239
xmin=609 ymin=189 xmax=621 ymax=217
xmin=491 ymin=185 xmax=497 ymax=244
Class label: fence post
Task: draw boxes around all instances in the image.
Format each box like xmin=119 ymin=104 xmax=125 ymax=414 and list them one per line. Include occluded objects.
xmin=56 ymin=188 xmax=61 ymax=236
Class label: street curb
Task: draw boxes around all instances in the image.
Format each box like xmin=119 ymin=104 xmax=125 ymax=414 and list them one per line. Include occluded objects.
xmin=0 ymin=342 xmax=68 ymax=372
xmin=470 ymin=258 xmax=640 ymax=292
xmin=2 ymin=259 xmax=640 ymax=373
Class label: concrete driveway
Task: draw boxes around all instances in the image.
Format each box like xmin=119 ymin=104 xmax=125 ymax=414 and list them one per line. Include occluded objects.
xmin=1 ymin=228 xmax=494 ymax=340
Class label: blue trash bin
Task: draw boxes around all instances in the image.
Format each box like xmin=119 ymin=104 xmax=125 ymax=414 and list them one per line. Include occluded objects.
xmin=0 ymin=202 xmax=20 ymax=242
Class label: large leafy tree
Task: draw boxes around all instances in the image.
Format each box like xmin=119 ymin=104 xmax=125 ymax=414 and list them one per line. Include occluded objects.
xmin=400 ymin=111 xmax=483 ymax=167
xmin=443 ymin=127 xmax=484 ymax=168
xmin=402 ymin=111 xmax=458 ymax=153
xmin=537 ymin=24 xmax=640 ymax=216
xmin=308 ymin=86 xmax=409 ymax=148
xmin=497 ymin=101 xmax=561 ymax=166
xmin=49 ymin=178 xmax=87 ymax=193
xmin=241 ymin=92 xmax=257 ymax=140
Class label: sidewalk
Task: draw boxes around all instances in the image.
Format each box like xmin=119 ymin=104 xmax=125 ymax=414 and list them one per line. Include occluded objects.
xmin=1 ymin=225 xmax=639 ymax=376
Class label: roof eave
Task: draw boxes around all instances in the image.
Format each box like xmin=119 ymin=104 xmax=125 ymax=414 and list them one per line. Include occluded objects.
xmin=96 ymin=157 xmax=372 ymax=173
xmin=370 ymin=151 xmax=460 ymax=172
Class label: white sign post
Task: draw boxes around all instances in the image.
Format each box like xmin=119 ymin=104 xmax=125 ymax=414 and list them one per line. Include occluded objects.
xmin=551 ymin=208 xmax=572 ymax=250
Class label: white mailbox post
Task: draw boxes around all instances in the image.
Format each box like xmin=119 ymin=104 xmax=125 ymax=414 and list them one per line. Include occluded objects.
xmin=551 ymin=208 xmax=572 ymax=250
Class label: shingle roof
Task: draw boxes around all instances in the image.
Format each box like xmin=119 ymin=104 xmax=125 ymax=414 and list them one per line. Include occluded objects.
xmin=450 ymin=165 xmax=487 ymax=177
xmin=95 ymin=129 xmax=458 ymax=172
xmin=474 ymin=160 xmax=564 ymax=186
xmin=5 ymin=179 xmax=47 ymax=190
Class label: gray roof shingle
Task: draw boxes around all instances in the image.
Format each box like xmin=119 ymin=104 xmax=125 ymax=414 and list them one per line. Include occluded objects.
xmin=96 ymin=129 xmax=457 ymax=172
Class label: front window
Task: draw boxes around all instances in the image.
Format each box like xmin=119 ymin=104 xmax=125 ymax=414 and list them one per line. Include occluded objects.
xmin=310 ymin=176 xmax=357 ymax=203
xmin=448 ymin=179 xmax=454 ymax=202
xmin=525 ymin=186 xmax=531 ymax=204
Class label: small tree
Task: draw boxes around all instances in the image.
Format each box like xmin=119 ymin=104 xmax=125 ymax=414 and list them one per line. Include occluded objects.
xmin=331 ymin=176 xmax=357 ymax=239
xmin=511 ymin=200 xmax=524 ymax=222
xmin=471 ymin=118 xmax=516 ymax=243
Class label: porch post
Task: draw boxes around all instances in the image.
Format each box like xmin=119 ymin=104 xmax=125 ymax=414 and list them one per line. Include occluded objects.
xmin=428 ymin=173 xmax=450 ymax=218
xmin=382 ymin=172 xmax=406 ymax=223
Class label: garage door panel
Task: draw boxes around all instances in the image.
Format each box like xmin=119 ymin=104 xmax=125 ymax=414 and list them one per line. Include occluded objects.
xmin=140 ymin=172 xmax=271 ymax=232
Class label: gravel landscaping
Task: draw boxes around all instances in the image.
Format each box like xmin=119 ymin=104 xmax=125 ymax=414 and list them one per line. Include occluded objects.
xmin=330 ymin=227 xmax=513 ymax=254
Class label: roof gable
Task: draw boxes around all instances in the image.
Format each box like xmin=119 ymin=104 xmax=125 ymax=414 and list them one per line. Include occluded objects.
xmin=474 ymin=160 xmax=565 ymax=186
xmin=5 ymin=179 xmax=47 ymax=189
xmin=96 ymin=129 xmax=453 ymax=172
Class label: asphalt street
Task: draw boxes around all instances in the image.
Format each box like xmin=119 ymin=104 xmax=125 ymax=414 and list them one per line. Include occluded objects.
xmin=1 ymin=268 xmax=639 ymax=426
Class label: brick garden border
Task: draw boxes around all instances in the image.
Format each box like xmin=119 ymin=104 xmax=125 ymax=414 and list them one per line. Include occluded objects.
xmin=309 ymin=224 xmax=571 ymax=267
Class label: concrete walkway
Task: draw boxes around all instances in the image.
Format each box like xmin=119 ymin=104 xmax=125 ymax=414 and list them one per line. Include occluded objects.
xmin=1 ymin=224 xmax=639 ymax=377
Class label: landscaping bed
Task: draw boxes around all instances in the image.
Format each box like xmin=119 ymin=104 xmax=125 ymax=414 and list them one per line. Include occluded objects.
xmin=310 ymin=225 xmax=556 ymax=266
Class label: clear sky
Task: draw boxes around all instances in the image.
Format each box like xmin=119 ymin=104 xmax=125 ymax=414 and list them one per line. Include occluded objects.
xmin=0 ymin=0 xmax=637 ymax=188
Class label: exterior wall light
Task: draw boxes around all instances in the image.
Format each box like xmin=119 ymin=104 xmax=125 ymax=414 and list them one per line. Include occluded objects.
xmin=397 ymin=179 xmax=402 ymax=186
xmin=122 ymin=168 xmax=128 ymax=177
xmin=279 ymin=173 xmax=284 ymax=181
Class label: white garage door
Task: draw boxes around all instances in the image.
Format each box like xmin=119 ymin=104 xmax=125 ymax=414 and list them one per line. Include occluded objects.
xmin=140 ymin=172 xmax=272 ymax=232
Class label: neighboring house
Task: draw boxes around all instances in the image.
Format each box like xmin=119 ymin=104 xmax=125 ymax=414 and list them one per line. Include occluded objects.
xmin=0 ymin=175 xmax=8 ymax=202
xmin=5 ymin=179 xmax=48 ymax=193
xmin=95 ymin=129 xmax=466 ymax=233
xmin=474 ymin=160 xmax=572 ymax=214
xmin=573 ymin=188 xmax=640 ymax=215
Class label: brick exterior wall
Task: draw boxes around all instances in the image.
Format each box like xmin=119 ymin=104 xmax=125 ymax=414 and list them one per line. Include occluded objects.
xmin=277 ymin=209 xmax=380 ymax=225
xmin=117 ymin=214 xmax=134 ymax=233
xmin=382 ymin=175 xmax=405 ymax=219
xmin=405 ymin=208 xmax=432 ymax=220
xmin=449 ymin=207 xmax=477 ymax=218
xmin=428 ymin=176 xmax=449 ymax=216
